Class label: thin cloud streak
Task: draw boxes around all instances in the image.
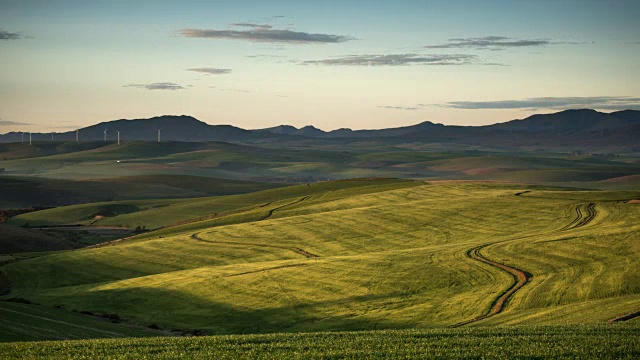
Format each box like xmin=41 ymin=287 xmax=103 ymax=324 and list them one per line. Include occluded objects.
xmin=231 ymin=23 xmax=273 ymax=30
xmin=425 ymin=36 xmax=551 ymax=50
xmin=301 ymin=53 xmax=476 ymax=66
xmin=0 ymin=30 xmax=22 ymax=40
xmin=179 ymin=27 xmax=353 ymax=44
xmin=188 ymin=67 xmax=232 ymax=75
xmin=378 ymin=105 xmax=419 ymax=111
xmin=124 ymin=82 xmax=186 ymax=90
xmin=0 ymin=119 xmax=30 ymax=126
xmin=439 ymin=96 xmax=640 ymax=111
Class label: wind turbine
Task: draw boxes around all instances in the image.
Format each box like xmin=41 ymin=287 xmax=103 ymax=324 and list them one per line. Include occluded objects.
xmin=21 ymin=132 xmax=24 ymax=143
xmin=157 ymin=128 xmax=161 ymax=143
xmin=51 ymin=132 xmax=54 ymax=141
xmin=104 ymin=127 xmax=108 ymax=142
xmin=76 ymin=129 xmax=79 ymax=142
xmin=116 ymin=130 xmax=121 ymax=145
xmin=29 ymin=132 xmax=32 ymax=146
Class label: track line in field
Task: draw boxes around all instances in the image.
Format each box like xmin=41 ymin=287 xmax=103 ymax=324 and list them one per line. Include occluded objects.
xmin=452 ymin=245 xmax=531 ymax=327
xmin=189 ymin=195 xmax=318 ymax=258
xmin=562 ymin=203 xmax=596 ymax=231
xmin=0 ymin=307 xmax=125 ymax=337
xmin=191 ymin=233 xmax=319 ymax=258
xmin=258 ymin=196 xmax=310 ymax=221
xmin=608 ymin=309 xmax=640 ymax=323
xmin=574 ymin=203 xmax=596 ymax=228
xmin=224 ymin=263 xmax=308 ymax=278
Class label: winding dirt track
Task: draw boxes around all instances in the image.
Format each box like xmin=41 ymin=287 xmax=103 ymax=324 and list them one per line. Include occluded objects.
xmin=454 ymin=201 xmax=601 ymax=327
xmin=452 ymin=245 xmax=531 ymax=327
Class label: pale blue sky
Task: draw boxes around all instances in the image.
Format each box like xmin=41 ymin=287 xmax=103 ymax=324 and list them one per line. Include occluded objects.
xmin=1 ymin=0 xmax=639 ymax=132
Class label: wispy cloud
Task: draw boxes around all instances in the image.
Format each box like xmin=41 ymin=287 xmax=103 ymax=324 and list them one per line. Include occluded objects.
xmin=439 ymin=96 xmax=640 ymax=111
xmin=187 ymin=67 xmax=232 ymax=75
xmin=0 ymin=119 xmax=30 ymax=126
xmin=231 ymin=23 xmax=273 ymax=30
xmin=51 ymin=124 xmax=84 ymax=130
xmin=124 ymin=82 xmax=186 ymax=90
xmin=0 ymin=30 xmax=22 ymax=40
xmin=301 ymin=53 xmax=476 ymax=66
xmin=179 ymin=27 xmax=353 ymax=44
xmin=425 ymin=36 xmax=551 ymax=50
xmin=209 ymin=86 xmax=251 ymax=93
xmin=246 ymin=54 xmax=285 ymax=59
xmin=378 ymin=105 xmax=419 ymax=111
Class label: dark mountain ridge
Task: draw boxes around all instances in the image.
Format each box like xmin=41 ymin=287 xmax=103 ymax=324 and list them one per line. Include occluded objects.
xmin=1 ymin=109 xmax=638 ymax=151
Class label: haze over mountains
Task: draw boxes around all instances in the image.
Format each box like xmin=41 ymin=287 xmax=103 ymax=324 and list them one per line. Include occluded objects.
xmin=1 ymin=109 xmax=639 ymax=152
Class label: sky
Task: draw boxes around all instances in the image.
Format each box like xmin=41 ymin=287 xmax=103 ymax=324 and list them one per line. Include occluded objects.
xmin=1 ymin=0 xmax=639 ymax=132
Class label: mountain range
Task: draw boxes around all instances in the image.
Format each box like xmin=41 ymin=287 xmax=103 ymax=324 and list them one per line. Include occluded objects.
xmin=1 ymin=109 xmax=638 ymax=152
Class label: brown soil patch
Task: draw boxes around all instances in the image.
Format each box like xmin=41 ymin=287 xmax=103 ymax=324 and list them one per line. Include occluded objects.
xmin=628 ymin=200 xmax=640 ymax=204
xmin=602 ymin=174 xmax=640 ymax=183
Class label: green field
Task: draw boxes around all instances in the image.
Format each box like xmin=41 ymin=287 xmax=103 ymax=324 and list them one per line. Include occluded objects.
xmin=0 ymin=174 xmax=282 ymax=209
xmin=0 ymin=324 xmax=638 ymax=359
xmin=2 ymin=142 xmax=639 ymax=195
xmin=2 ymin=180 xmax=639 ymax=341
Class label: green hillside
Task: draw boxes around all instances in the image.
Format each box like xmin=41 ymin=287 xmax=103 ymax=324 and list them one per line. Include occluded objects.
xmin=2 ymin=141 xmax=638 ymax=190
xmin=9 ymin=178 xmax=417 ymax=229
xmin=0 ymin=175 xmax=281 ymax=209
xmin=2 ymin=180 xmax=639 ymax=338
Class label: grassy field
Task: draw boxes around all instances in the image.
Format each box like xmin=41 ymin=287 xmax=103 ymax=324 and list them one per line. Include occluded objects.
xmin=0 ymin=174 xmax=282 ymax=209
xmin=2 ymin=180 xmax=639 ymax=340
xmin=0 ymin=324 xmax=637 ymax=359
xmin=8 ymin=178 xmax=417 ymax=229
xmin=2 ymin=141 xmax=639 ymax=191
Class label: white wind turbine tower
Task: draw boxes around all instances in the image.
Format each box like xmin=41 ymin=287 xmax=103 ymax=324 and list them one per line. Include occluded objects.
xmin=116 ymin=130 xmax=121 ymax=145
xmin=51 ymin=132 xmax=54 ymax=141
xmin=76 ymin=129 xmax=79 ymax=142
xmin=104 ymin=127 xmax=108 ymax=142
xmin=29 ymin=132 xmax=32 ymax=146
xmin=21 ymin=132 xmax=24 ymax=143
xmin=157 ymin=128 xmax=161 ymax=143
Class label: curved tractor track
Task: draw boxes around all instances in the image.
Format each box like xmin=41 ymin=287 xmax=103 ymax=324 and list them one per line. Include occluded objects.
xmin=561 ymin=203 xmax=596 ymax=231
xmin=191 ymin=233 xmax=318 ymax=258
xmin=190 ymin=195 xmax=318 ymax=258
xmin=452 ymin=245 xmax=531 ymax=327
xmin=455 ymin=201 xmax=599 ymax=327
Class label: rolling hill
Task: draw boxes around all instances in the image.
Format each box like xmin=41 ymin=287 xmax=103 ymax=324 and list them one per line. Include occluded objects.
xmin=0 ymin=173 xmax=282 ymax=209
xmin=2 ymin=180 xmax=638 ymax=339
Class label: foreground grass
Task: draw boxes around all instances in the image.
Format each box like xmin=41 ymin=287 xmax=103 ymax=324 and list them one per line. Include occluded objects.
xmin=0 ymin=325 xmax=638 ymax=359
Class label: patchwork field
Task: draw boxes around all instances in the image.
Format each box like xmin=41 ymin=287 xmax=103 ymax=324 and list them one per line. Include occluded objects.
xmin=2 ymin=179 xmax=639 ymax=343
xmin=2 ymin=142 xmax=639 ymax=196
